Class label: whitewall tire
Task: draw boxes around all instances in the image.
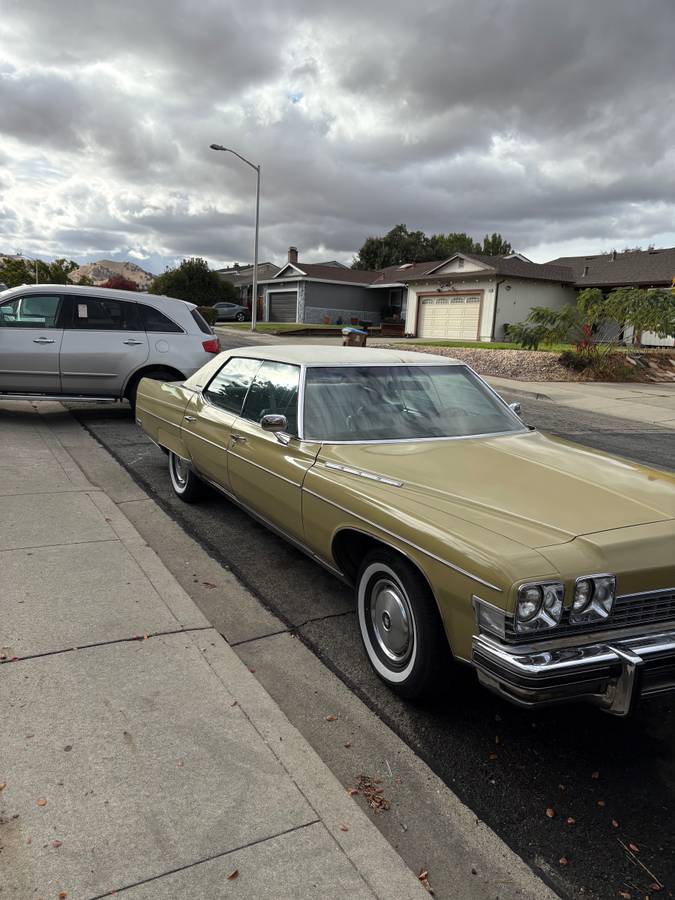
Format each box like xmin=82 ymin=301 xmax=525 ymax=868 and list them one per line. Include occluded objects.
xmin=168 ymin=452 xmax=204 ymax=503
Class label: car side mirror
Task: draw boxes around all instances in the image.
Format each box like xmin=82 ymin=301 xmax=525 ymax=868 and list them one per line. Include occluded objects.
xmin=508 ymin=402 xmax=522 ymax=417
xmin=260 ymin=414 xmax=290 ymax=444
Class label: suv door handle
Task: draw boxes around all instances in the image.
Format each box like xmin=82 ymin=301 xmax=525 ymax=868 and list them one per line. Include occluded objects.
xmin=33 ymin=337 xmax=55 ymax=344
xmin=123 ymin=338 xmax=145 ymax=345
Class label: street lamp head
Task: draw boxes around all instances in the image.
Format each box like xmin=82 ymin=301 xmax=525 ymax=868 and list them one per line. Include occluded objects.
xmin=210 ymin=143 xmax=228 ymax=151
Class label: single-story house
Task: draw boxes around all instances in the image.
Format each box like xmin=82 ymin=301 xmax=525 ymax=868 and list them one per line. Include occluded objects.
xmin=547 ymin=247 xmax=675 ymax=346
xmin=260 ymin=247 xmax=576 ymax=339
xmin=217 ymin=261 xmax=280 ymax=305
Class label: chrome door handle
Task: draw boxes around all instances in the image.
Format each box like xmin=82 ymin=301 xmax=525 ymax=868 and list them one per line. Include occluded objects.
xmin=184 ymin=415 xmax=196 ymax=422
xmin=33 ymin=337 xmax=55 ymax=344
xmin=123 ymin=339 xmax=144 ymax=345
xmin=230 ymin=435 xmax=247 ymax=445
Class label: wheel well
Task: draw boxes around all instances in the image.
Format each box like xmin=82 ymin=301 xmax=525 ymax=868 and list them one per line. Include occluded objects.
xmin=124 ymin=365 xmax=186 ymax=398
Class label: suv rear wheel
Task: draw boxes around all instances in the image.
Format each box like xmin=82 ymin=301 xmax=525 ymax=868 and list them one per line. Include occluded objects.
xmin=126 ymin=368 xmax=184 ymax=415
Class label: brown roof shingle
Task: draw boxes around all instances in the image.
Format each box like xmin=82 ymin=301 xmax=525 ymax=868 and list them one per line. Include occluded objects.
xmin=546 ymin=248 xmax=675 ymax=287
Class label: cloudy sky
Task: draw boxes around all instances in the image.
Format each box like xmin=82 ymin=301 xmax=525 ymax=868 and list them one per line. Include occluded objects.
xmin=1 ymin=0 xmax=674 ymax=274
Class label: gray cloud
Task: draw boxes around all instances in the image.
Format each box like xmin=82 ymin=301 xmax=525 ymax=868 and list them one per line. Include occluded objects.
xmin=1 ymin=0 xmax=674 ymax=271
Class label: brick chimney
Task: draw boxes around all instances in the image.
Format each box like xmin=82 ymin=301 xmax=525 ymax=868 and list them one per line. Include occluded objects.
xmin=288 ymin=246 xmax=298 ymax=265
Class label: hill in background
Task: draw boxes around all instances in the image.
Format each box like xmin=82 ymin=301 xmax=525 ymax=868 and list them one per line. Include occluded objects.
xmin=70 ymin=259 xmax=155 ymax=289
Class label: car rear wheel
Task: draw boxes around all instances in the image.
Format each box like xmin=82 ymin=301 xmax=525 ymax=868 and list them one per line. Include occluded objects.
xmin=168 ymin=451 xmax=204 ymax=502
xmin=356 ymin=548 xmax=446 ymax=698
xmin=235 ymin=312 xmax=246 ymax=321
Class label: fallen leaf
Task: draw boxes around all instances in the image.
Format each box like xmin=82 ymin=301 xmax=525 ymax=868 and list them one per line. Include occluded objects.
xmin=612 ymin=819 xmax=620 ymax=829
xmin=0 ymin=782 xmax=6 ymax=791
xmin=58 ymin=892 xmax=68 ymax=899
xmin=355 ymin=774 xmax=390 ymax=812
xmin=231 ymin=700 xmax=238 ymax=707
xmin=63 ymin=745 xmax=72 ymax=752
xmin=227 ymin=869 xmax=239 ymax=881
xmin=51 ymin=840 xmax=63 ymax=849
xmin=344 ymin=741 xmax=352 ymax=748
xmin=346 ymin=787 xmax=359 ymax=796
xmin=36 ymin=798 xmax=47 ymax=807
xmin=566 ymin=817 xmax=576 ymax=825
xmin=418 ymin=869 xmax=434 ymax=895
xmin=628 ymin=842 xmax=639 ymax=853
xmin=325 ymin=715 xmax=338 ymax=722
xmin=546 ymin=807 xmax=555 ymax=818
xmin=26 ymin=837 xmax=32 ymax=845
xmin=559 ymin=856 xmax=569 ymax=866
xmin=202 ymin=581 xmax=217 ymax=589
xmin=339 ymin=824 xmax=349 ymax=832
xmin=591 ymin=771 xmax=600 ymax=780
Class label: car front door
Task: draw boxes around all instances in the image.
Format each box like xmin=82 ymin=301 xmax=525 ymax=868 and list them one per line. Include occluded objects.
xmin=181 ymin=356 xmax=262 ymax=489
xmin=59 ymin=296 xmax=149 ymax=396
xmin=228 ymin=361 xmax=320 ymax=542
xmin=0 ymin=293 xmax=64 ymax=393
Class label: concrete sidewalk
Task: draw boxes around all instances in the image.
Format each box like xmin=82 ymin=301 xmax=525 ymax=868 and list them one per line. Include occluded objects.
xmin=486 ymin=377 xmax=675 ymax=428
xmin=0 ymin=402 xmax=426 ymax=900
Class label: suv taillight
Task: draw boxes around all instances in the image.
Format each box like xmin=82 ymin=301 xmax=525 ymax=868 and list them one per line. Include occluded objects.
xmin=202 ymin=338 xmax=220 ymax=353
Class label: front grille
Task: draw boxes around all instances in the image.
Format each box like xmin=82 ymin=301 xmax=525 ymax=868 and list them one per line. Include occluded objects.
xmin=506 ymin=587 xmax=675 ymax=644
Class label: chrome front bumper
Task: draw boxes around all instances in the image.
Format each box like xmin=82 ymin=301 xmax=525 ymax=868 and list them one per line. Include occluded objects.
xmin=472 ymin=629 xmax=675 ymax=716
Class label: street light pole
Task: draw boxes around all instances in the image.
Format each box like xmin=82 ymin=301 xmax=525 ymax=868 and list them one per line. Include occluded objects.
xmin=209 ymin=143 xmax=261 ymax=333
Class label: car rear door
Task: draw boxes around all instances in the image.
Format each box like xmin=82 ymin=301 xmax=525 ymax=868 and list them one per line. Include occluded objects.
xmin=228 ymin=361 xmax=320 ymax=542
xmin=0 ymin=292 xmax=64 ymax=393
xmin=59 ymin=295 xmax=149 ymax=396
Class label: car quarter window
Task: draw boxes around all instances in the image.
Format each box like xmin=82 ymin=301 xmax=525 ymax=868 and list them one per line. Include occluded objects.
xmin=204 ymin=357 xmax=262 ymax=414
xmin=240 ymin=361 xmax=300 ymax=435
xmin=69 ymin=296 xmax=141 ymax=330
xmin=140 ymin=304 xmax=183 ymax=333
xmin=0 ymin=294 xmax=62 ymax=328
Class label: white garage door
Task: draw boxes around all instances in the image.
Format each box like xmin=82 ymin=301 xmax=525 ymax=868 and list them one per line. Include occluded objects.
xmin=418 ymin=295 xmax=481 ymax=340
xmin=269 ymin=291 xmax=297 ymax=323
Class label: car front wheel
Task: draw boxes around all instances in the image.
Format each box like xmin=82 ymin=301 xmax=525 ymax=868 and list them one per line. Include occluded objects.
xmin=235 ymin=312 xmax=246 ymax=321
xmin=168 ymin=452 xmax=204 ymax=502
xmin=356 ymin=548 xmax=446 ymax=699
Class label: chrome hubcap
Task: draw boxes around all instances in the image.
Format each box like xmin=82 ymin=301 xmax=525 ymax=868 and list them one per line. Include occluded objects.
xmin=172 ymin=455 xmax=188 ymax=487
xmin=369 ymin=578 xmax=413 ymax=665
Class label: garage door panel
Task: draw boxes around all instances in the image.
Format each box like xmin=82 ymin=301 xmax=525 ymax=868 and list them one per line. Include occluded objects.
xmin=269 ymin=292 xmax=297 ymax=323
xmin=418 ymin=295 xmax=480 ymax=339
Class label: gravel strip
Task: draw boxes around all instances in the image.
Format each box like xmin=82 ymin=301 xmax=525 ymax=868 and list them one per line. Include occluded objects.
xmin=386 ymin=345 xmax=580 ymax=381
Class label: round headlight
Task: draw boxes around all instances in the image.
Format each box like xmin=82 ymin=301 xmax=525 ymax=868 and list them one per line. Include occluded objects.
xmin=518 ymin=585 xmax=543 ymax=621
xmin=573 ymin=578 xmax=593 ymax=612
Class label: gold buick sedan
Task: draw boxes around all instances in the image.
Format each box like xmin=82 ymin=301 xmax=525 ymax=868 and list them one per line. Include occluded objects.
xmin=135 ymin=346 xmax=675 ymax=714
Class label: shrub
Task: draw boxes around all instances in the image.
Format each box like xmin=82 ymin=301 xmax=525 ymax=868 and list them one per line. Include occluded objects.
xmin=559 ymin=350 xmax=591 ymax=371
xmin=198 ymin=305 xmax=217 ymax=325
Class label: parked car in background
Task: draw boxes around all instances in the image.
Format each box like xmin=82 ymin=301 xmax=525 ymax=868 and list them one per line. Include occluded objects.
xmin=213 ymin=301 xmax=250 ymax=322
xmin=135 ymin=345 xmax=675 ymax=713
xmin=0 ymin=283 xmax=220 ymax=410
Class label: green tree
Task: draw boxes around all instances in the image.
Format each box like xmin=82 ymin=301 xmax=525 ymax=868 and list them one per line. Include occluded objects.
xmin=149 ymin=257 xmax=236 ymax=305
xmin=0 ymin=257 xmax=35 ymax=287
xmin=47 ymin=258 xmax=79 ymax=283
xmin=0 ymin=256 xmax=81 ymax=287
xmin=602 ymin=286 xmax=675 ymax=346
xmin=352 ymin=224 xmax=432 ymax=269
xmin=428 ymin=232 xmax=480 ymax=257
xmin=481 ymin=233 xmax=512 ymax=256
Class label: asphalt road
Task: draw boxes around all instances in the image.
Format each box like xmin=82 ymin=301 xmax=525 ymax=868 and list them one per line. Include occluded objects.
xmin=68 ymin=350 xmax=675 ymax=900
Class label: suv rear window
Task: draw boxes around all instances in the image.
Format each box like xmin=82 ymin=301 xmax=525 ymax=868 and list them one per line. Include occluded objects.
xmin=140 ymin=304 xmax=183 ymax=333
xmin=190 ymin=307 xmax=213 ymax=335
xmin=70 ymin=296 xmax=141 ymax=330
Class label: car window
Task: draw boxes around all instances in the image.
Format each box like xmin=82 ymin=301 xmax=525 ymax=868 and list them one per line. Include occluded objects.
xmin=0 ymin=294 xmax=61 ymax=328
xmin=303 ymin=365 xmax=525 ymax=441
xmin=204 ymin=357 xmax=262 ymax=414
xmin=69 ymin=296 xmax=141 ymax=330
xmin=190 ymin=307 xmax=213 ymax=335
xmin=140 ymin=304 xmax=183 ymax=333
xmin=241 ymin=361 xmax=300 ymax=435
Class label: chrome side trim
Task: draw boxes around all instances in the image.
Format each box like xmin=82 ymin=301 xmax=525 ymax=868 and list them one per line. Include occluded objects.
xmin=195 ymin=470 xmax=347 ymax=582
xmin=181 ymin=428 xmax=229 ymax=453
xmin=323 ymin=461 xmax=403 ymax=487
xmin=299 ymin=428 xmax=529 ymax=447
xmin=228 ymin=451 xmax=301 ymax=488
xmin=617 ymin=585 xmax=675 ymax=601
xmin=136 ymin=407 xmax=181 ymax=430
xmin=303 ymin=486 xmax=502 ymax=592
xmin=0 ymin=394 xmax=117 ymax=402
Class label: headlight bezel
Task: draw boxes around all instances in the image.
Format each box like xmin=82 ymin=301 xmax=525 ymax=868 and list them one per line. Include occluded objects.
xmin=515 ymin=580 xmax=564 ymax=634
xmin=570 ymin=574 xmax=616 ymax=624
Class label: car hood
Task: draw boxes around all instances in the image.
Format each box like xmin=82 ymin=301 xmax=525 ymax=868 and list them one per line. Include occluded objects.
xmin=317 ymin=430 xmax=675 ymax=549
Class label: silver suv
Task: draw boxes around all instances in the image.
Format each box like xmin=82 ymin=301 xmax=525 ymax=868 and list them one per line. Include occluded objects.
xmin=0 ymin=283 xmax=220 ymax=409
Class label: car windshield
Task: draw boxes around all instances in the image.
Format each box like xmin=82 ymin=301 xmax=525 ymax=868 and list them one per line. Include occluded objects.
xmin=303 ymin=364 xmax=525 ymax=442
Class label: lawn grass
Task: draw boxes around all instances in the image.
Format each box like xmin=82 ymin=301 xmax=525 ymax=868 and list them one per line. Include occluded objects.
xmin=216 ymin=322 xmax=340 ymax=333
xmin=396 ymin=340 xmax=575 ymax=352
